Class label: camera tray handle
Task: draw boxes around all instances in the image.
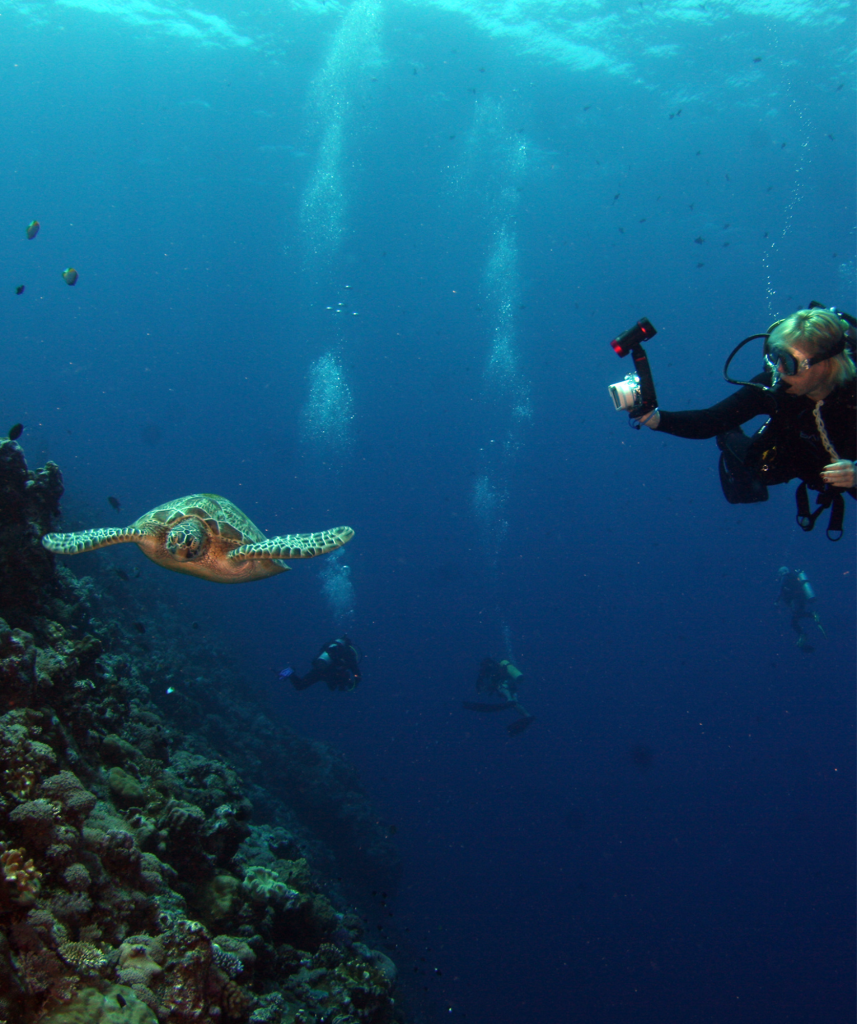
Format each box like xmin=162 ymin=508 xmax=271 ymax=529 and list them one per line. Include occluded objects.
xmin=630 ymin=344 xmax=658 ymax=419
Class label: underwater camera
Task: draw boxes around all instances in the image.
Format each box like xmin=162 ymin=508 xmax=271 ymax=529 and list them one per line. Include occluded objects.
xmin=607 ymin=318 xmax=658 ymax=418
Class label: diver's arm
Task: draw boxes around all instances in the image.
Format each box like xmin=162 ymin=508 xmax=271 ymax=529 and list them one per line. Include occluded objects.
xmin=650 ymin=379 xmax=773 ymax=439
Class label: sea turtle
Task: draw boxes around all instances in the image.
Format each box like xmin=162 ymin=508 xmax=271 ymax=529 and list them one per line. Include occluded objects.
xmin=42 ymin=494 xmax=354 ymax=584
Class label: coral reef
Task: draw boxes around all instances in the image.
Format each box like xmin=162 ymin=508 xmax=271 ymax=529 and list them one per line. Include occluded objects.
xmin=0 ymin=440 xmax=406 ymax=1024
xmin=0 ymin=440 xmax=63 ymax=628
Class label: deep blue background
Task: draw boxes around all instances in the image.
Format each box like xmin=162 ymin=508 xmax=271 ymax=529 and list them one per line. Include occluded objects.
xmin=2 ymin=1 xmax=854 ymax=1021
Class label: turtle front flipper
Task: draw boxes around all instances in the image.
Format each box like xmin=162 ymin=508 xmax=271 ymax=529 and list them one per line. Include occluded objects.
xmin=42 ymin=527 xmax=146 ymax=555
xmin=229 ymin=525 xmax=354 ymax=561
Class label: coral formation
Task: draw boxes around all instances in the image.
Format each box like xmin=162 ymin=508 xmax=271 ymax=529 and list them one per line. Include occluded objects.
xmin=1 ymin=844 xmax=44 ymax=900
xmin=39 ymin=984 xmax=158 ymax=1023
xmin=0 ymin=441 xmax=406 ymax=1024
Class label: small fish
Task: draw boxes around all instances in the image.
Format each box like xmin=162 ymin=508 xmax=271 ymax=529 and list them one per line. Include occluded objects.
xmin=753 ymin=56 xmax=762 ymax=63
xmin=694 ymin=236 xmax=705 ymax=244
xmin=133 ymin=621 xmax=146 ymax=634
xmin=113 ymin=567 xmax=130 ymax=581
xmin=166 ymin=687 xmax=175 ymax=695
xmin=108 ymin=495 xmax=121 ymax=512
xmin=116 ymin=993 xmax=127 ymax=1008
xmin=15 ymin=285 xmax=24 ymax=295
xmin=8 ymin=424 xmax=23 ymax=441
xmin=63 ymin=268 xmax=78 ymax=286
xmin=26 ymin=220 xmax=40 ymax=240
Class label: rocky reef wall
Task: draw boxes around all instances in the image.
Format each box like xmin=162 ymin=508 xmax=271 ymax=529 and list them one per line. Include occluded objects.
xmin=0 ymin=440 xmax=406 ymax=1024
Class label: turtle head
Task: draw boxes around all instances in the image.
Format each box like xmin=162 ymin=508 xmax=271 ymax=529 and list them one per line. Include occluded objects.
xmin=165 ymin=518 xmax=209 ymax=563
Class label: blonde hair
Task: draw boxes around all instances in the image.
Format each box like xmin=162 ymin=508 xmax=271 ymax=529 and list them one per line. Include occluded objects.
xmin=768 ymin=308 xmax=856 ymax=385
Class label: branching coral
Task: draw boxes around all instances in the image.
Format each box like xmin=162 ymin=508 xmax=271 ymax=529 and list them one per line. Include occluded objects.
xmin=3 ymin=764 xmax=36 ymax=800
xmin=211 ymin=942 xmax=244 ymax=978
xmin=57 ymin=940 xmax=107 ymax=973
xmin=1 ymin=844 xmax=43 ymax=900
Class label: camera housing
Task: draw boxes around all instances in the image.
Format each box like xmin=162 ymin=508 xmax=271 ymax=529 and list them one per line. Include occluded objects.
xmin=607 ymin=317 xmax=658 ymax=420
xmin=609 ymin=372 xmax=643 ymax=411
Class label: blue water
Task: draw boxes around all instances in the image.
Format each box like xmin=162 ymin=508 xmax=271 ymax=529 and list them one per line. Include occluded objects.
xmin=2 ymin=0 xmax=855 ymax=1020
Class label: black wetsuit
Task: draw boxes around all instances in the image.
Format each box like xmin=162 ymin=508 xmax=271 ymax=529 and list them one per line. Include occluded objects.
xmin=465 ymin=658 xmax=534 ymax=734
xmin=657 ymin=374 xmax=856 ymax=496
xmin=291 ymin=637 xmax=361 ymax=692
xmin=778 ymin=572 xmax=815 ymax=638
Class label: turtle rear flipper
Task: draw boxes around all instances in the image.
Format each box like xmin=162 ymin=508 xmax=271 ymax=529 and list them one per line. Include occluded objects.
xmin=230 ymin=525 xmax=354 ymax=561
xmin=42 ymin=527 xmax=146 ymax=555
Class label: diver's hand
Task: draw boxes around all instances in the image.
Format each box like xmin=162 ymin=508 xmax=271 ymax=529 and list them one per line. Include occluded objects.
xmin=821 ymin=459 xmax=856 ymax=489
xmin=632 ymin=408 xmax=660 ymax=429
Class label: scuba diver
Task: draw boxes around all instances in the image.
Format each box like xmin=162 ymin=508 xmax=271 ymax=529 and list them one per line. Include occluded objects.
xmin=463 ymin=657 xmax=534 ymax=736
xmin=280 ymin=636 xmax=362 ymax=692
xmin=629 ymin=305 xmax=856 ymax=540
xmin=776 ymin=567 xmax=825 ymax=653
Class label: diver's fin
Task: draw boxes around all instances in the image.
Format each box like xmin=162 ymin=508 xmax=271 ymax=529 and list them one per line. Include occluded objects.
xmin=507 ymin=715 xmax=535 ymax=736
xmin=462 ymin=701 xmax=512 ymax=713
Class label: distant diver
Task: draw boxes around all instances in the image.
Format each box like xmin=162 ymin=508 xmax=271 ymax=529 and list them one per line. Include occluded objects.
xmin=463 ymin=657 xmax=534 ymax=735
xmin=776 ymin=567 xmax=825 ymax=653
xmin=281 ymin=636 xmax=362 ymax=692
